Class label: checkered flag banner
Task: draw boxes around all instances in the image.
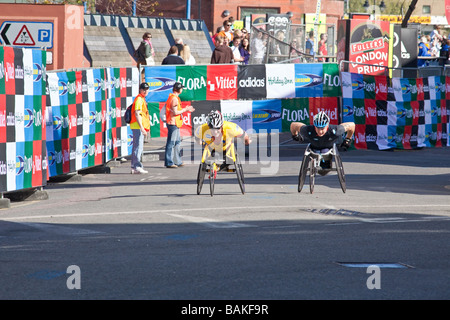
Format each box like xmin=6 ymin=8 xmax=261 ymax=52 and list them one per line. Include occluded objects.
xmin=342 ymin=72 xmax=449 ymax=150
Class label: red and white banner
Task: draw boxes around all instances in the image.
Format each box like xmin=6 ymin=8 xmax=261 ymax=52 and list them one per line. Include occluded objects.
xmin=446 ymin=0 xmax=450 ymax=25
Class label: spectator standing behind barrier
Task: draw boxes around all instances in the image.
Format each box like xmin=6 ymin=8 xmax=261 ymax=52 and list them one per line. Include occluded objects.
xmin=418 ymin=36 xmax=431 ymax=67
xmin=233 ymin=29 xmax=243 ymax=45
xmin=179 ymin=44 xmax=196 ymax=65
xmin=130 ymin=82 xmax=151 ymax=174
xmin=137 ymin=32 xmax=155 ymax=67
xmin=231 ymin=37 xmax=244 ymax=64
xmin=318 ymin=33 xmax=328 ymax=62
xmin=251 ymin=30 xmax=266 ymax=64
xmin=440 ymin=39 xmax=450 ymax=65
xmin=239 ymin=37 xmax=251 ymax=65
xmin=164 ymin=82 xmax=195 ymax=168
xmin=162 ymin=46 xmax=185 ymax=65
xmin=212 ymin=26 xmax=224 ymax=46
xmin=218 ymin=20 xmax=234 ymax=45
xmin=210 ymin=35 xmax=233 ymax=64
xmin=430 ymin=25 xmax=443 ymax=43
xmin=290 ymin=39 xmax=301 ymax=63
xmin=305 ymin=30 xmax=315 ymax=61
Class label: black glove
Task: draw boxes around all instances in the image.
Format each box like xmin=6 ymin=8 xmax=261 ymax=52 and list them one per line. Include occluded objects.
xmin=292 ymin=133 xmax=303 ymax=142
xmin=341 ymin=138 xmax=352 ymax=150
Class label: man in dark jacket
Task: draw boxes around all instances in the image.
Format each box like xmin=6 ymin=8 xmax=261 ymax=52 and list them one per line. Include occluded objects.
xmin=162 ymin=46 xmax=185 ymax=65
xmin=210 ymin=36 xmax=233 ymax=64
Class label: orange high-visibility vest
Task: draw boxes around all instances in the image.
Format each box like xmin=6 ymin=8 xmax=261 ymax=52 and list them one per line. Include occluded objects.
xmin=165 ymin=93 xmax=183 ymax=128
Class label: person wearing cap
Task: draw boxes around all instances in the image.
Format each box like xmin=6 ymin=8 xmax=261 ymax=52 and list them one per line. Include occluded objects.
xmin=130 ymin=82 xmax=151 ymax=174
xmin=164 ymin=82 xmax=195 ymax=168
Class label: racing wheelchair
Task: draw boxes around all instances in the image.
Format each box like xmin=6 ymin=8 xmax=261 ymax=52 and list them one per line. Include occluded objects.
xmin=196 ymin=142 xmax=245 ymax=196
xmin=298 ymin=143 xmax=346 ymax=194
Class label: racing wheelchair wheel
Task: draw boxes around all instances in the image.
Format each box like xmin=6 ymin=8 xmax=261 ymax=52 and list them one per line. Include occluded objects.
xmin=209 ymin=163 xmax=216 ymax=197
xmin=235 ymin=153 xmax=245 ymax=194
xmin=309 ymin=157 xmax=316 ymax=194
xmin=298 ymin=152 xmax=310 ymax=193
xmin=333 ymin=145 xmax=346 ymax=193
xmin=196 ymin=162 xmax=207 ymax=195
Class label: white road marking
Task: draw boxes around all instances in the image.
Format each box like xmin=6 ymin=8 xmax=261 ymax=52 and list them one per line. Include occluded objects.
xmin=166 ymin=214 xmax=255 ymax=228
xmin=2 ymin=204 xmax=450 ymax=221
xmin=17 ymin=222 xmax=104 ymax=236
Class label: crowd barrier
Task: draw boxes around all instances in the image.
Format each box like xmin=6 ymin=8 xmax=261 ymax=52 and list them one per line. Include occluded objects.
xmin=341 ymin=72 xmax=450 ymax=150
xmin=1 ymin=46 xmax=449 ymax=195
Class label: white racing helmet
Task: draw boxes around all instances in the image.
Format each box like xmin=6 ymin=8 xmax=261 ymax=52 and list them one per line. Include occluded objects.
xmin=206 ymin=110 xmax=224 ymax=129
xmin=313 ymin=111 xmax=330 ymax=128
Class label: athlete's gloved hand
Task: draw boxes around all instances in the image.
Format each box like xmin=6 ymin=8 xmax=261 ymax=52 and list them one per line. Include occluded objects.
xmin=341 ymin=138 xmax=352 ymax=150
xmin=292 ymin=133 xmax=303 ymax=142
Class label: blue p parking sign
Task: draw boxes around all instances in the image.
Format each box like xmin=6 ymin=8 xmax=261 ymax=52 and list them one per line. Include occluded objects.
xmin=38 ymin=29 xmax=51 ymax=42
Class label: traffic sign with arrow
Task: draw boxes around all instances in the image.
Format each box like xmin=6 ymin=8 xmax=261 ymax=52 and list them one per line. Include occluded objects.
xmin=0 ymin=21 xmax=53 ymax=48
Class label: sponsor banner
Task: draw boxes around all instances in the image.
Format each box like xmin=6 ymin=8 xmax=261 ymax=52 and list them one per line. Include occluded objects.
xmin=148 ymin=102 xmax=161 ymax=138
xmin=0 ymin=46 xmax=47 ymax=192
xmin=281 ymin=98 xmax=311 ymax=132
xmin=341 ymin=72 xmax=450 ymax=150
xmin=349 ymin=20 xmax=390 ymax=75
xmin=0 ymin=143 xmax=6 ymax=191
xmin=322 ymin=64 xmax=341 ymax=97
xmin=220 ymin=100 xmax=253 ymax=132
xmin=145 ymin=66 xmax=177 ymax=103
xmin=266 ymin=64 xmax=295 ymax=99
xmin=144 ymin=63 xmax=341 ymax=103
xmin=237 ymin=64 xmax=266 ymax=100
xmin=0 ymin=94 xmax=5 ymax=144
xmin=3 ymin=46 xmax=16 ymax=95
xmin=206 ymin=64 xmax=238 ymax=100
xmin=0 ymin=46 xmax=4 ymax=95
xmin=295 ymin=63 xmax=324 ymax=98
xmin=177 ymin=65 xmax=207 ymax=102
xmin=252 ymin=99 xmax=282 ymax=133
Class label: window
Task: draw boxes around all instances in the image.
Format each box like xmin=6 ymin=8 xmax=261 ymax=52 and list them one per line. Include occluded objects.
xmin=422 ymin=5 xmax=430 ymax=14
xmin=240 ymin=7 xmax=279 ymax=21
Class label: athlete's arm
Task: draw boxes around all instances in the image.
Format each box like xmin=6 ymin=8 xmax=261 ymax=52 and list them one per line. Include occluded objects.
xmin=341 ymin=122 xmax=355 ymax=139
xmin=290 ymin=122 xmax=306 ymax=141
xmin=242 ymin=131 xmax=251 ymax=145
xmin=339 ymin=122 xmax=355 ymax=150
xmin=232 ymin=123 xmax=252 ymax=145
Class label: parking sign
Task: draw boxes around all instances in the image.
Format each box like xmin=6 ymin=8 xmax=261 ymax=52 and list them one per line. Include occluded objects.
xmin=0 ymin=21 xmax=53 ymax=48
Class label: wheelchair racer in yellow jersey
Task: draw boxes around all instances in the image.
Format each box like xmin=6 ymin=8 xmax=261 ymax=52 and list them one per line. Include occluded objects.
xmin=194 ymin=110 xmax=252 ymax=171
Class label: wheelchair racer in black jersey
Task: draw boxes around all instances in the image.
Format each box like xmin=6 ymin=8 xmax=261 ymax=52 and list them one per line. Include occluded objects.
xmin=290 ymin=111 xmax=355 ymax=175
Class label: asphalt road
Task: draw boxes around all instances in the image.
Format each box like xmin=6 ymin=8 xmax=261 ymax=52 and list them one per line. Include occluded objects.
xmin=1 ymin=137 xmax=449 ymax=303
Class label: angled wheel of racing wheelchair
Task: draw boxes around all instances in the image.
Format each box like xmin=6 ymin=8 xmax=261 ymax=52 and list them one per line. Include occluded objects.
xmin=234 ymin=152 xmax=245 ymax=194
xmin=298 ymin=147 xmax=310 ymax=193
xmin=298 ymin=143 xmax=346 ymax=194
xmin=196 ymin=162 xmax=207 ymax=195
xmin=333 ymin=144 xmax=346 ymax=193
xmin=309 ymin=154 xmax=316 ymax=194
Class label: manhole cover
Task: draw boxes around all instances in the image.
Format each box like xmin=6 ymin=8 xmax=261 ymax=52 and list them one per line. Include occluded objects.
xmin=335 ymin=262 xmax=414 ymax=269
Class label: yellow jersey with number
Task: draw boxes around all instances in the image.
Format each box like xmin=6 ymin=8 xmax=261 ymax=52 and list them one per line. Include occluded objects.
xmin=195 ymin=121 xmax=244 ymax=150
